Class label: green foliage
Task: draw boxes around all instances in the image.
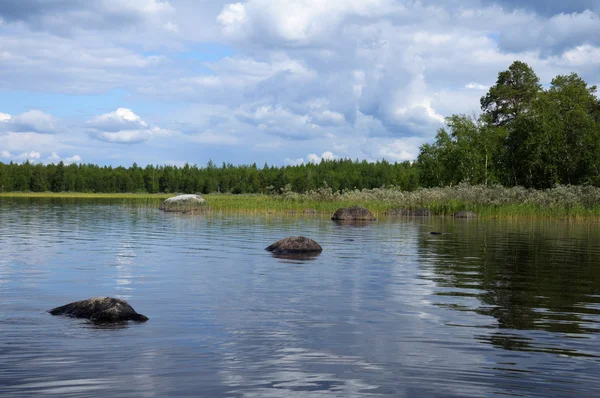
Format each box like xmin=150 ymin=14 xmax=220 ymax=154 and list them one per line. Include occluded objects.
xmin=480 ymin=60 xmax=542 ymax=126
xmin=417 ymin=115 xmax=506 ymax=187
xmin=0 ymin=158 xmax=420 ymax=194
xmin=419 ymin=61 xmax=600 ymax=189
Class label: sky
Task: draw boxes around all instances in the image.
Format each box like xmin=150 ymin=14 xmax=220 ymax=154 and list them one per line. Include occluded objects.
xmin=0 ymin=0 xmax=599 ymax=167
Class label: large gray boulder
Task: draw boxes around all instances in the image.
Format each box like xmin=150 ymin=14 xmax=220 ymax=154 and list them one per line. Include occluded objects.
xmin=451 ymin=210 xmax=477 ymax=219
xmin=331 ymin=206 xmax=376 ymax=221
xmin=159 ymin=194 xmax=208 ymax=213
xmin=49 ymin=297 xmax=149 ymax=323
xmin=265 ymin=236 xmax=323 ymax=254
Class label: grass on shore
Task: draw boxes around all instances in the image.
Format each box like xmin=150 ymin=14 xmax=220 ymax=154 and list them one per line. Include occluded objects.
xmin=2 ymin=184 xmax=600 ymax=219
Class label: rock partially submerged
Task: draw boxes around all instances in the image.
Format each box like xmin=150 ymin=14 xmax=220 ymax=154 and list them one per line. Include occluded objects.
xmin=159 ymin=194 xmax=208 ymax=213
xmin=451 ymin=210 xmax=478 ymax=219
xmin=49 ymin=297 xmax=149 ymax=323
xmin=331 ymin=206 xmax=376 ymax=221
xmin=265 ymin=236 xmax=323 ymax=254
xmin=385 ymin=208 xmax=432 ymax=217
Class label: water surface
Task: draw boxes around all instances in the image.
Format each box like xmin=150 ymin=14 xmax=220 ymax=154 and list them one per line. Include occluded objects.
xmin=1 ymin=198 xmax=599 ymax=397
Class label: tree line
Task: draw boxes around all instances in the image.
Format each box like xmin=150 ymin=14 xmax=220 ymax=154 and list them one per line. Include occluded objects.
xmin=418 ymin=61 xmax=600 ymax=189
xmin=0 ymin=158 xmax=419 ymax=194
xmin=1 ymin=61 xmax=598 ymax=194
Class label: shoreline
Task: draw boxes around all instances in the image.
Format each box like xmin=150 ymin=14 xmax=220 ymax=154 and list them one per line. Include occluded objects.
xmin=2 ymin=192 xmax=600 ymax=220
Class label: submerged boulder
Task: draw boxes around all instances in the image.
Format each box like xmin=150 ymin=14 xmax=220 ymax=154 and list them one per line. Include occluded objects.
xmin=49 ymin=297 xmax=149 ymax=323
xmin=385 ymin=208 xmax=432 ymax=217
xmin=451 ymin=210 xmax=477 ymax=219
xmin=265 ymin=236 xmax=323 ymax=254
xmin=331 ymin=206 xmax=376 ymax=221
xmin=159 ymin=194 xmax=208 ymax=213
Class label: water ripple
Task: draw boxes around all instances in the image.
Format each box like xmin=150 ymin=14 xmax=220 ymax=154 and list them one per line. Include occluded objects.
xmin=0 ymin=199 xmax=599 ymax=397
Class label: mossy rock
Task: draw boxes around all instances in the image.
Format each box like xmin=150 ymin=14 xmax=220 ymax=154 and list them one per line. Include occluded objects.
xmin=49 ymin=297 xmax=148 ymax=323
xmin=265 ymin=236 xmax=323 ymax=254
xmin=331 ymin=206 xmax=376 ymax=221
xmin=159 ymin=194 xmax=208 ymax=213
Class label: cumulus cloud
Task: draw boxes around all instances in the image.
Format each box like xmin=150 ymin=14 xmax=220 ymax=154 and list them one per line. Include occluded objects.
xmin=218 ymin=0 xmax=397 ymax=45
xmin=0 ymin=150 xmax=82 ymax=164
xmin=562 ymin=45 xmax=600 ymax=66
xmin=496 ymin=10 xmax=600 ymax=55
xmin=45 ymin=152 xmax=82 ymax=165
xmin=285 ymin=151 xmax=337 ymax=165
xmin=1 ymin=150 xmax=41 ymax=163
xmin=87 ymin=108 xmax=170 ymax=144
xmin=0 ymin=110 xmax=60 ymax=134
xmin=235 ymin=104 xmax=318 ymax=140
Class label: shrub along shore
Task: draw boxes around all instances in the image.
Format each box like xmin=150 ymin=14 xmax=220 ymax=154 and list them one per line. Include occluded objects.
xmin=2 ymin=184 xmax=600 ymax=219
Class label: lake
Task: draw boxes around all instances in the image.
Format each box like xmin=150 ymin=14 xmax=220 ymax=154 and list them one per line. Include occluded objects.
xmin=1 ymin=198 xmax=599 ymax=397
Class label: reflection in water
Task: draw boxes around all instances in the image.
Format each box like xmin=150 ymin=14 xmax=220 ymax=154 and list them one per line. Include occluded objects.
xmin=419 ymin=219 xmax=600 ymax=357
xmin=332 ymin=220 xmax=376 ymax=228
xmin=270 ymin=252 xmax=321 ymax=262
xmin=0 ymin=198 xmax=599 ymax=397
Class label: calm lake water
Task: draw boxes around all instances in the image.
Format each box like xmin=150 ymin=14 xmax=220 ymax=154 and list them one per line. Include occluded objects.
xmin=1 ymin=198 xmax=599 ymax=397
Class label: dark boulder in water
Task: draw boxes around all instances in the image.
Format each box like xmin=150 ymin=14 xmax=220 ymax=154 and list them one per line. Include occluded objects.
xmin=49 ymin=297 xmax=149 ymax=323
xmin=265 ymin=236 xmax=323 ymax=254
xmin=451 ymin=211 xmax=477 ymax=219
xmin=331 ymin=206 xmax=376 ymax=221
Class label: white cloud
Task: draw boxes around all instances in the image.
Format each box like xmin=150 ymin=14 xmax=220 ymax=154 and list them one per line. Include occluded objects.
xmin=307 ymin=151 xmax=337 ymax=163
xmin=284 ymin=151 xmax=337 ymax=165
xmin=65 ymin=154 xmax=82 ymax=164
xmin=218 ymin=0 xmax=396 ymax=45
xmin=11 ymin=151 xmax=41 ymax=162
xmin=562 ymin=45 xmax=600 ymax=66
xmin=0 ymin=110 xmax=60 ymax=134
xmin=284 ymin=157 xmax=305 ymax=166
xmin=1 ymin=150 xmax=82 ymax=164
xmin=465 ymin=83 xmax=488 ymax=90
xmin=45 ymin=152 xmax=82 ymax=165
xmin=87 ymin=108 xmax=170 ymax=144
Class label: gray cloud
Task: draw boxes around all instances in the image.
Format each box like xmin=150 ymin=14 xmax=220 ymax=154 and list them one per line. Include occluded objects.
xmin=0 ymin=0 xmax=174 ymax=35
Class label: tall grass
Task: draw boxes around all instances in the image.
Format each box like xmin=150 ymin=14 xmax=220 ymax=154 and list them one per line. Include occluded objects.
xmin=3 ymin=184 xmax=600 ymax=218
xmin=260 ymin=183 xmax=600 ymax=218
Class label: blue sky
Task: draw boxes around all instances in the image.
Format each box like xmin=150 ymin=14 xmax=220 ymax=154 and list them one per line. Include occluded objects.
xmin=0 ymin=0 xmax=599 ymax=167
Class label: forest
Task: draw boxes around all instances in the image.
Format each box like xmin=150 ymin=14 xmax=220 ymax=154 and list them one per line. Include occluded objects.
xmin=1 ymin=61 xmax=599 ymax=194
xmin=0 ymin=158 xmax=419 ymax=194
